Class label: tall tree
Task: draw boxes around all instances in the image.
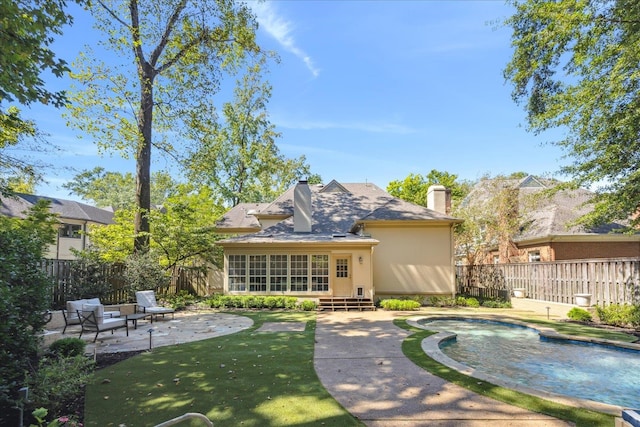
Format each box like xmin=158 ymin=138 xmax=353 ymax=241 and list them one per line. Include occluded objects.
xmin=187 ymin=58 xmax=317 ymax=206
xmin=0 ymin=0 xmax=78 ymax=195
xmin=67 ymin=0 xmax=260 ymax=252
xmin=63 ymin=167 xmax=176 ymax=209
xmin=504 ymin=0 xmax=640 ymax=230
xmin=387 ymin=170 xmax=471 ymax=208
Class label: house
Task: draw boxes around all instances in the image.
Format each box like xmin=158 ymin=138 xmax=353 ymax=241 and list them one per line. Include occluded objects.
xmin=468 ymin=175 xmax=640 ymax=263
xmin=0 ymin=193 xmax=114 ymax=260
xmin=216 ymin=180 xmax=462 ymax=301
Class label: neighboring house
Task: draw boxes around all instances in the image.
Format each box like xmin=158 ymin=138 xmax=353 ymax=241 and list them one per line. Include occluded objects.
xmin=0 ymin=193 xmax=114 ymax=260
xmin=215 ymin=180 xmax=462 ymax=300
xmin=469 ymin=175 xmax=640 ymax=263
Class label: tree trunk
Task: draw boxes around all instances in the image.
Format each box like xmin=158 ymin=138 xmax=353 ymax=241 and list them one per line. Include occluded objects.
xmin=134 ymin=69 xmax=154 ymax=253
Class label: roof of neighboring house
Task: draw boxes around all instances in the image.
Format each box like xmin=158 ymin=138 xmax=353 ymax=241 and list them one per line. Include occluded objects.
xmin=0 ymin=193 xmax=114 ymax=225
xmin=218 ymin=180 xmax=461 ymax=245
xmin=465 ymin=175 xmax=629 ymax=243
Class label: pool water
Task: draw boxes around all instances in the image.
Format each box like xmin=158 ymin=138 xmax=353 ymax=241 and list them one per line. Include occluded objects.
xmin=419 ymin=318 xmax=640 ymax=408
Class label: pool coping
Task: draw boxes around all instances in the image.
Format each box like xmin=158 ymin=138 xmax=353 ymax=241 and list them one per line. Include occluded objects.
xmin=407 ymin=314 xmax=640 ymax=416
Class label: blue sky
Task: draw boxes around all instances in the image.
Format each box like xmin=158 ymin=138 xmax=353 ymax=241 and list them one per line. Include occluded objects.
xmin=26 ymin=0 xmax=567 ymax=202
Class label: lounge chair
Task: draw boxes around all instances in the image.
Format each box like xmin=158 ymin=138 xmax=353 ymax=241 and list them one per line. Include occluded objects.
xmin=135 ymin=290 xmax=175 ymax=320
xmin=78 ymin=304 xmax=128 ymax=342
xmin=62 ymin=298 xmax=121 ymax=334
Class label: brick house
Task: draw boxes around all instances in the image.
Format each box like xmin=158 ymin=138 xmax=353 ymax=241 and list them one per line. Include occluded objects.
xmin=472 ymin=175 xmax=640 ymax=263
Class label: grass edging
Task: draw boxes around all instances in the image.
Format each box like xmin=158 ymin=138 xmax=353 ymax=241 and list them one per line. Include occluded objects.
xmin=394 ymin=318 xmax=615 ymax=427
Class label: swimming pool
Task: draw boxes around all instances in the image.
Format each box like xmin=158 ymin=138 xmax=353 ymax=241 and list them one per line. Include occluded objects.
xmin=417 ymin=317 xmax=640 ymax=409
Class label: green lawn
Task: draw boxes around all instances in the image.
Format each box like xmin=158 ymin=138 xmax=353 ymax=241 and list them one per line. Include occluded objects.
xmin=84 ymin=311 xmax=362 ymax=427
xmin=84 ymin=309 xmax=635 ymax=427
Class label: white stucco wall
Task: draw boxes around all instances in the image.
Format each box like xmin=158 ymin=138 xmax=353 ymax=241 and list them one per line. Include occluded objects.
xmin=367 ymin=224 xmax=455 ymax=296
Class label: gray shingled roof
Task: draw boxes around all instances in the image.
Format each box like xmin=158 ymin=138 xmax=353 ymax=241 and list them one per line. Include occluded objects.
xmin=219 ymin=180 xmax=461 ymax=244
xmin=0 ymin=193 xmax=114 ymax=224
xmin=464 ymin=175 xmax=628 ymax=242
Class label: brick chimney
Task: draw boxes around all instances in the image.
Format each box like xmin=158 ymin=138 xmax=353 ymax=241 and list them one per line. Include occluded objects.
xmin=294 ymin=180 xmax=312 ymax=232
xmin=427 ymin=185 xmax=451 ymax=215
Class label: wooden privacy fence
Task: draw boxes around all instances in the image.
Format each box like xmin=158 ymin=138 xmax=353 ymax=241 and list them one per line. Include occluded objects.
xmin=456 ymin=258 xmax=640 ymax=306
xmin=41 ymin=259 xmax=215 ymax=309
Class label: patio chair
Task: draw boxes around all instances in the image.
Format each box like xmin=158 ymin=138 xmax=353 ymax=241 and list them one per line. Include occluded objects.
xmin=62 ymin=298 xmax=121 ymax=334
xmin=78 ymin=304 xmax=128 ymax=343
xmin=135 ymin=290 xmax=175 ymax=320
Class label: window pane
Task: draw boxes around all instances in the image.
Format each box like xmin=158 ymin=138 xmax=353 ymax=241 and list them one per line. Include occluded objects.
xmin=228 ymin=255 xmax=246 ymax=291
xmin=311 ymin=254 xmax=329 ymax=292
xmin=249 ymin=255 xmax=267 ymax=292
xmin=336 ymin=258 xmax=348 ymax=278
xmin=269 ymin=255 xmax=288 ymax=292
xmin=290 ymin=255 xmax=308 ymax=292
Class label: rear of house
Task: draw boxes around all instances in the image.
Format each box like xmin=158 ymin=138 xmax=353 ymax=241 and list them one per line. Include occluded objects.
xmin=217 ymin=180 xmax=462 ymax=301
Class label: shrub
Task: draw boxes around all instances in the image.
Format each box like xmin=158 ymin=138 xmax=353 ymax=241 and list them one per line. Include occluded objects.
xmin=48 ymin=338 xmax=86 ymax=358
xmin=25 ymin=355 xmax=94 ymax=421
xmin=596 ymin=304 xmax=640 ymax=328
xmin=567 ymin=307 xmax=592 ymax=322
xmin=299 ymin=300 xmax=317 ymax=311
xmin=481 ymin=299 xmax=512 ymax=308
xmin=0 ymin=201 xmax=58 ymax=425
xmin=379 ymin=299 xmax=421 ymax=311
xmin=426 ymin=296 xmax=457 ymax=307
xmin=162 ymin=290 xmax=198 ymax=310
xmin=122 ymin=252 xmax=170 ymax=300
xmin=65 ymin=249 xmax=112 ymax=301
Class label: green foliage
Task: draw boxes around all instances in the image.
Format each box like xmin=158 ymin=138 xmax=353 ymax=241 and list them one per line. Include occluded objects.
xmin=456 ymin=296 xmax=480 ymax=307
xmin=48 ymin=338 xmax=86 ymax=358
xmin=87 ymin=184 xmax=226 ymax=268
xmin=480 ymin=299 xmax=512 ymax=309
xmin=67 ymin=0 xmax=261 ymax=251
xmin=207 ymin=294 xmax=300 ymax=310
xmin=426 ymin=296 xmax=458 ymax=307
xmin=187 ymin=57 xmax=318 ymax=205
xmin=1 ymin=0 xmax=77 ymax=196
xmin=379 ymin=299 xmax=421 ymax=311
xmin=386 ymin=170 xmax=471 ymax=208
xmin=596 ymin=304 xmax=640 ymax=328
xmin=30 ymin=407 xmax=82 ymax=427
xmin=25 ymin=355 xmax=94 ymax=422
xmin=161 ymin=290 xmax=199 ymax=311
xmin=567 ymin=307 xmax=593 ymax=323
xmin=504 ymin=0 xmax=640 ymax=230
xmin=299 ymin=300 xmax=318 ymax=311
xmin=0 ymin=201 xmax=58 ymax=424
xmin=63 ymin=167 xmax=177 ymax=209
xmin=121 ymin=252 xmax=170 ymax=300
xmin=65 ymin=250 xmax=112 ymax=300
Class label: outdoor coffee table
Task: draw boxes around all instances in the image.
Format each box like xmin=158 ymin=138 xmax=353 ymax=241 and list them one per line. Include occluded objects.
xmin=125 ymin=313 xmax=153 ymax=329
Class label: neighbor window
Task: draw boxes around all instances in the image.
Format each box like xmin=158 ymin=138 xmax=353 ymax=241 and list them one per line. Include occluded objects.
xmin=59 ymin=223 xmax=81 ymax=238
xmin=528 ymin=250 xmax=541 ymax=262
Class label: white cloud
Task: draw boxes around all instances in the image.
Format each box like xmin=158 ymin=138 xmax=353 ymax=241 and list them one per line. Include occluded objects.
xmin=274 ymin=117 xmax=416 ymax=135
xmin=251 ymin=1 xmax=320 ymax=77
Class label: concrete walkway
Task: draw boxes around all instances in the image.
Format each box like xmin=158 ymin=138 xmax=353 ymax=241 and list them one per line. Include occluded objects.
xmin=314 ymin=310 xmax=574 ymax=426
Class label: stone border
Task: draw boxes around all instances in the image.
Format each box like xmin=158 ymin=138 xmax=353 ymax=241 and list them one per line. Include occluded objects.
xmin=407 ymin=314 xmax=637 ymax=416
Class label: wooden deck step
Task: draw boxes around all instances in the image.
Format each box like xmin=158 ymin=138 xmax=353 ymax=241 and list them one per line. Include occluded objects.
xmin=317 ymin=297 xmax=376 ymax=311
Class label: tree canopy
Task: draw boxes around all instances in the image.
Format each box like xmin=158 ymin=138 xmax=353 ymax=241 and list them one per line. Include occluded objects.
xmin=0 ymin=0 xmax=78 ymax=196
xmin=63 ymin=167 xmax=177 ymax=209
xmin=68 ymin=0 xmax=261 ymax=252
xmin=504 ymin=0 xmax=640 ymax=230
xmin=386 ymin=170 xmax=471 ymax=208
xmin=186 ymin=58 xmax=318 ymax=206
